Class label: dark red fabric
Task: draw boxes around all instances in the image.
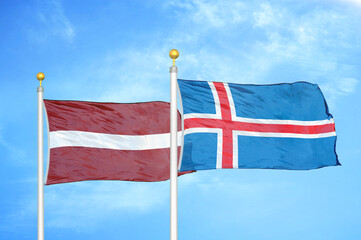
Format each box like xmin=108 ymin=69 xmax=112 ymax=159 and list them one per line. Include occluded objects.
xmin=47 ymin=147 xmax=185 ymax=185
xmin=44 ymin=100 xmax=178 ymax=134
xmin=44 ymin=100 xmax=191 ymax=185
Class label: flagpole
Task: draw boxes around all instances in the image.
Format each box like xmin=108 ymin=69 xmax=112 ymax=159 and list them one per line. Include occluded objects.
xmin=37 ymin=72 xmax=45 ymax=240
xmin=169 ymin=49 xmax=179 ymax=240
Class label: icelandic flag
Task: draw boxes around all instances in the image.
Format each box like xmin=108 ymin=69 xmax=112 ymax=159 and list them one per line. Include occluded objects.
xmin=178 ymin=79 xmax=340 ymax=171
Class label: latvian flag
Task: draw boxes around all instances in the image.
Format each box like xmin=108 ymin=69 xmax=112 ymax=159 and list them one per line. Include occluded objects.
xmin=178 ymin=79 xmax=339 ymax=171
xmin=44 ymin=100 xmax=187 ymax=185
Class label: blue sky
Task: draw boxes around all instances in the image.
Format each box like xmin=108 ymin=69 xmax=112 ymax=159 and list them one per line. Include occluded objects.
xmin=1 ymin=0 xmax=361 ymax=239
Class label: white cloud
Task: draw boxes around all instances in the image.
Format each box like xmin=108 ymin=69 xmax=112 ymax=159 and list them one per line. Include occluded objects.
xmin=89 ymin=0 xmax=361 ymax=107
xmin=178 ymin=170 xmax=295 ymax=223
xmin=3 ymin=179 xmax=169 ymax=231
xmin=93 ymin=48 xmax=172 ymax=103
xmin=165 ymin=0 xmax=246 ymax=28
xmin=253 ymin=2 xmax=284 ymax=28
xmin=29 ymin=0 xmax=75 ymax=43
xmin=50 ymin=1 xmax=360 ymax=110
xmin=248 ymin=3 xmax=361 ymax=104
xmin=45 ymin=0 xmax=357 ymax=108
xmin=43 ymin=45 xmax=174 ymax=103
xmin=333 ymin=0 xmax=361 ymax=7
xmin=338 ymin=78 xmax=359 ymax=93
xmin=320 ymin=77 xmax=359 ymax=108
xmin=44 ymin=181 xmax=168 ymax=229
xmin=0 ymin=127 xmax=26 ymax=161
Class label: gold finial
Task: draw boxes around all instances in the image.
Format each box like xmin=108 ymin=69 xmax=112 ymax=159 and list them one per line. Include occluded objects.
xmin=36 ymin=72 xmax=45 ymax=87
xmin=169 ymin=49 xmax=179 ymax=66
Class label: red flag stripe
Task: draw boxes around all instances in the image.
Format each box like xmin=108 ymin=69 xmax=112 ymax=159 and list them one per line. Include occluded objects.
xmin=46 ymin=147 xmax=188 ymax=185
xmin=212 ymin=82 xmax=233 ymax=168
xmin=44 ymin=100 xmax=181 ymax=134
xmin=213 ymin=82 xmax=232 ymax=120
xmin=185 ymin=118 xmax=335 ymax=134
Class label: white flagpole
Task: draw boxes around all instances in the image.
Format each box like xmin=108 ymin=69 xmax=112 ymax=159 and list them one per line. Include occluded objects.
xmin=169 ymin=49 xmax=179 ymax=240
xmin=37 ymin=72 xmax=45 ymax=240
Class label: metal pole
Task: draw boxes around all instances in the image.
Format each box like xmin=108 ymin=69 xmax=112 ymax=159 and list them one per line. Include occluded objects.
xmin=169 ymin=49 xmax=179 ymax=240
xmin=37 ymin=72 xmax=45 ymax=240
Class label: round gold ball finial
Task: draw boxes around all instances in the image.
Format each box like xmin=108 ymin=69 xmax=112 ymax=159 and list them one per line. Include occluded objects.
xmin=169 ymin=49 xmax=179 ymax=60
xmin=169 ymin=49 xmax=179 ymax=66
xmin=37 ymin=72 xmax=45 ymax=81
xmin=37 ymin=72 xmax=45 ymax=87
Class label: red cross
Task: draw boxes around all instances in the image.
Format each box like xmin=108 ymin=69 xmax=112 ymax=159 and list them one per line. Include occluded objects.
xmin=184 ymin=82 xmax=335 ymax=169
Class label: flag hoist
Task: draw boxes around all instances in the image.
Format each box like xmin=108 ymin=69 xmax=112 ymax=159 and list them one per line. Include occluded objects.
xmin=169 ymin=49 xmax=179 ymax=240
xmin=37 ymin=72 xmax=45 ymax=240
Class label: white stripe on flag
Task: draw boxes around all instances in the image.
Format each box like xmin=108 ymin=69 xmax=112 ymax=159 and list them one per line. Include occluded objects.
xmin=50 ymin=130 xmax=182 ymax=150
xmin=231 ymin=116 xmax=334 ymax=126
xmin=232 ymin=131 xmax=239 ymax=169
xmin=232 ymin=130 xmax=336 ymax=139
xmin=184 ymin=113 xmax=334 ymax=126
xmin=224 ymin=83 xmax=237 ymax=122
